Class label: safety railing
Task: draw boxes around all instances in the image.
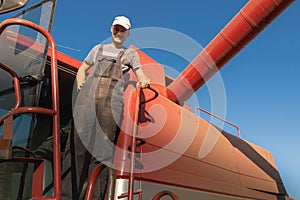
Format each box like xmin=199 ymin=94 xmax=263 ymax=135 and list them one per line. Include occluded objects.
xmin=194 ymin=107 xmax=241 ymax=138
xmin=0 ymin=18 xmax=61 ymax=199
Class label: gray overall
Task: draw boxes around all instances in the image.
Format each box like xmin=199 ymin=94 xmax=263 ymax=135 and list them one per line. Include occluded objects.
xmin=62 ymin=45 xmax=126 ymax=200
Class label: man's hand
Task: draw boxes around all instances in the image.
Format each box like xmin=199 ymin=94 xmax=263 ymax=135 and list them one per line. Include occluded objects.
xmin=77 ymin=80 xmax=85 ymax=91
xmin=137 ymin=78 xmax=150 ymax=88
xmin=135 ymin=68 xmax=150 ymax=88
xmin=76 ymin=62 xmax=90 ymax=91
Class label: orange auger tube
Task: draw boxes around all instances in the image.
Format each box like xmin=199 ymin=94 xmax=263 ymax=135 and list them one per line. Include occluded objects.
xmin=166 ymin=0 xmax=295 ymax=104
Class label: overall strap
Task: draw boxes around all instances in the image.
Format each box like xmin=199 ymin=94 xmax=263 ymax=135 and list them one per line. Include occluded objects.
xmin=90 ymin=45 xmax=127 ymax=79
xmin=108 ymin=48 xmax=126 ymax=80
xmin=87 ymin=44 xmax=104 ymax=79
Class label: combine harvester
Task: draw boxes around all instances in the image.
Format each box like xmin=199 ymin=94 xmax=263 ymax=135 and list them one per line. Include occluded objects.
xmin=0 ymin=0 xmax=295 ymax=199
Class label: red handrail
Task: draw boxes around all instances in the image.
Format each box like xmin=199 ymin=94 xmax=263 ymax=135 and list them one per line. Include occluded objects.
xmin=84 ymin=163 xmax=104 ymax=200
xmin=0 ymin=62 xmax=21 ymax=109
xmin=152 ymin=190 xmax=179 ymax=200
xmin=127 ymin=87 xmax=142 ymax=200
xmin=0 ymin=18 xmax=61 ymax=199
xmin=0 ymin=107 xmax=57 ymax=123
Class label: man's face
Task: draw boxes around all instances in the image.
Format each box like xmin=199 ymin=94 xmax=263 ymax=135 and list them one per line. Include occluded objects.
xmin=111 ymin=25 xmax=130 ymax=45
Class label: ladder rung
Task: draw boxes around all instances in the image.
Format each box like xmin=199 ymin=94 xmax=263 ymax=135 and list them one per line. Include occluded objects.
xmin=118 ymin=189 xmax=142 ymax=199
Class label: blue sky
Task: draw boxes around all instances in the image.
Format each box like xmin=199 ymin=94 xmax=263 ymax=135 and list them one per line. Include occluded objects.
xmin=1 ymin=0 xmax=300 ymax=199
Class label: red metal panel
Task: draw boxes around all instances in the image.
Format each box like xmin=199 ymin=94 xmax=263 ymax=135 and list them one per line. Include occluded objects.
xmin=48 ymin=47 xmax=82 ymax=70
xmin=130 ymin=45 xmax=167 ymax=87
xmin=115 ymin=92 xmax=287 ymax=198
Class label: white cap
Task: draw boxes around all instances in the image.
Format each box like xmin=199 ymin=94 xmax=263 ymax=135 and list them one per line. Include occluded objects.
xmin=112 ymin=16 xmax=131 ymax=30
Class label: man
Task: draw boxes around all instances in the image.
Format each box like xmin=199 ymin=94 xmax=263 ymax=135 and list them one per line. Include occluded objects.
xmin=61 ymin=16 xmax=150 ymax=200
xmin=76 ymin=16 xmax=149 ymax=90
